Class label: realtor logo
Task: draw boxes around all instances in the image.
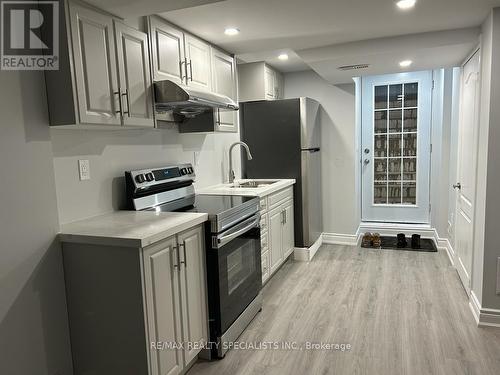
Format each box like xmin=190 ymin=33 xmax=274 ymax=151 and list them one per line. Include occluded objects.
xmin=1 ymin=0 xmax=59 ymax=70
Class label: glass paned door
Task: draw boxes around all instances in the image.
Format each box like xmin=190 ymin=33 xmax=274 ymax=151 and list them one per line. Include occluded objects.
xmin=361 ymin=72 xmax=432 ymax=223
xmin=372 ymin=83 xmax=418 ymax=205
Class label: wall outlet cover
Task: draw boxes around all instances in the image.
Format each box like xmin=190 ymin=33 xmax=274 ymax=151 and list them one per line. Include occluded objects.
xmin=78 ymin=159 xmax=90 ymax=181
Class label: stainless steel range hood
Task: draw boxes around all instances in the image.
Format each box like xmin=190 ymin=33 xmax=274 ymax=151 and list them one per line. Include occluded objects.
xmin=154 ymin=80 xmax=238 ymax=118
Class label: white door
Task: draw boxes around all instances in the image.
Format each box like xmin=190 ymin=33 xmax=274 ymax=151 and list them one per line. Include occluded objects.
xmin=114 ymin=22 xmax=154 ymax=127
xmin=149 ymin=17 xmax=186 ymax=84
xmin=69 ymin=3 xmax=121 ymax=125
xmin=454 ymin=50 xmax=481 ymax=293
xmin=184 ymin=35 xmax=212 ymax=92
xmin=211 ymin=48 xmax=238 ymax=132
xmin=361 ymin=71 xmax=432 ymax=223
xmin=269 ymin=206 xmax=283 ymax=273
xmin=177 ymin=226 xmax=208 ymax=366
xmin=143 ymin=237 xmax=183 ymax=375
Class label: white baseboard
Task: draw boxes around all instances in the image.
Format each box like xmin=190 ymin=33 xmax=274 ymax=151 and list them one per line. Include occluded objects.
xmin=322 ymin=232 xmax=360 ymax=246
xmin=469 ymin=291 xmax=500 ymax=328
xmin=433 ymin=229 xmax=455 ymax=267
xmin=293 ymin=234 xmax=323 ymax=262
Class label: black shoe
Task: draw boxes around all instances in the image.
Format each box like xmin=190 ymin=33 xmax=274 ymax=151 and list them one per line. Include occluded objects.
xmin=411 ymin=234 xmax=421 ymax=249
xmin=397 ymin=233 xmax=407 ymax=248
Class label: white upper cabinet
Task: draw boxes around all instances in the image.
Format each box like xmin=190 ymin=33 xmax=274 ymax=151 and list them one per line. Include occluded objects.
xmin=211 ymin=48 xmax=238 ymax=132
xmin=46 ymin=1 xmax=154 ymax=128
xmin=69 ymin=2 xmax=120 ymax=125
xmin=114 ymin=22 xmax=155 ymax=127
xmin=239 ymin=62 xmax=284 ymax=102
xmin=149 ymin=16 xmax=186 ymax=84
xmin=184 ymin=35 xmax=212 ymax=92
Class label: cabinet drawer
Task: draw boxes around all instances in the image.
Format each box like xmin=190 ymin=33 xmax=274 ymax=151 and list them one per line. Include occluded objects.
xmin=259 ymin=197 xmax=268 ymax=212
xmin=261 ymin=251 xmax=270 ymax=283
xmin=269 ymin=186 xmax=293 ymax=209
xmin=261 ymin=231 xmax=268 ymax=253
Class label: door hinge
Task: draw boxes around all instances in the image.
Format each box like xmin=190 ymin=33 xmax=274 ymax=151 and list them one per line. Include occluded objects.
xmin=430 ymin=143 xmax=433 ymax=153
xmin=429 ymin=204 xmax=432 ymax=213
xmin=432 ymin=80 xmax=435 ymax=90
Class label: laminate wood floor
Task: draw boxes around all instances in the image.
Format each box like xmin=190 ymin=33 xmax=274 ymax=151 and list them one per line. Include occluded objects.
xmin=188 ymin=245 xmax=500 ymax=375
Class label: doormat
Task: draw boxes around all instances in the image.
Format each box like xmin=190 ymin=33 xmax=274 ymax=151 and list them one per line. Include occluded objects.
xmin=362 ymin=236 xmax=438 ymax=252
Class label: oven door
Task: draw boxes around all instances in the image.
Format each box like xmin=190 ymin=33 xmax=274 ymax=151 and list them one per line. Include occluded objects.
xmin=208 ymin=214 xmax=262 ymax=335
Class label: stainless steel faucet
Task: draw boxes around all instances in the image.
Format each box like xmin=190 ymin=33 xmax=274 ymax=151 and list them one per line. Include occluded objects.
xmin=228 ymin=141 xmax=253 ymax=183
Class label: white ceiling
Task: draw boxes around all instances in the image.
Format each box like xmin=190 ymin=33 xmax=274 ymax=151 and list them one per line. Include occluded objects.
xmin=86 ymin=0 xmax=224 ymax=18
xmin=160 ymin=0 xmax=500 ymax=79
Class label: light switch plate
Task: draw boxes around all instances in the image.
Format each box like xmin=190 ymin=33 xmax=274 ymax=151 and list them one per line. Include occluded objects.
xmin=78 ymin=159 xmax=90 ymax=181
xmin=497 ymin=258 xmax=500 ymax=295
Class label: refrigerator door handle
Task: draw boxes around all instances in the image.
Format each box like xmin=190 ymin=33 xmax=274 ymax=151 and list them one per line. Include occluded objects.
xmin=301 ymin=147 xmax=320 ymax=153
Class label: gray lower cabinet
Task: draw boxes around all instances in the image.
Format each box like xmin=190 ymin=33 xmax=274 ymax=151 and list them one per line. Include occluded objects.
xmin=46 ymin=0 xmax=154 ymax=128
xmin=62 ymin=224 xmax=208 ymax=375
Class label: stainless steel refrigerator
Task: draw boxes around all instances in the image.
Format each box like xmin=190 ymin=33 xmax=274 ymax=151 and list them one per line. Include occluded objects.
xmin=240 ymin=97 xmax=323 ymax=248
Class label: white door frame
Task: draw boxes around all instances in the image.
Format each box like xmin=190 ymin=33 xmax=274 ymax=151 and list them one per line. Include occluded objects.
xmin=361 ymin=71 xmax=433 ymax=224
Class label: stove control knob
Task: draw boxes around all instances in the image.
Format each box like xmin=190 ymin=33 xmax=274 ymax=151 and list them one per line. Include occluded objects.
xmin=135 ymin=174 xmax=145 ymax=183
xmin=145 ymin=173 xmax=154 ymax=182
xmin=188 ymin=167 xmax=194 ymax=174
xmin=180 ymin=168 xmax=188 ymax=175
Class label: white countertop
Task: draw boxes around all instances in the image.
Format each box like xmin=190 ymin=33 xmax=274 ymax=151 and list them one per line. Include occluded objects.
xmin=59 ymin=211 xmax=208 ymax=248
xmin=197 ymin=179 xmax=295 ymax=198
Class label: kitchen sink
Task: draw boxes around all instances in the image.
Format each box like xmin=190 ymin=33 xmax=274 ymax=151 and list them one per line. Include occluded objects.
xmin=231 ymin=180 xmax=277 ymax=188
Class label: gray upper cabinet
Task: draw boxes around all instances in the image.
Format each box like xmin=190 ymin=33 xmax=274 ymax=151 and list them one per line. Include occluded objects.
xmin=184 ymin=35 xmax=212 ymax=92
xmin=211 ymin=48 xmax=238 ymax=132
xmin=238 ymin=62 xmax=284 ymax=102
xmin=114 ymin=21 xmax=155 ymax=127
xmin=149 ymin=16 xmax=186 ymax=84
xmin=69 ymin=2 xmax=120 ymax=125
xmin=45 ymin=0 xmax=154 ymax=128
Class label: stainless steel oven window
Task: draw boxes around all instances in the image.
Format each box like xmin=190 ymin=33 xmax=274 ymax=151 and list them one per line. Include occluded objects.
xmin=226 ymin=241 xmax=256 ymax=294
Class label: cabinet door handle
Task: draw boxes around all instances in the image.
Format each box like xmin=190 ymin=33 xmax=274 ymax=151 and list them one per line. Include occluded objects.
xmin=179 ymin=60 xmax=186 ymax=82
xmin=188 ymin=59 xmax=193 ymax=81
xmin=122 ymin=90 xmax=130 ymax=117
xmin=173 ymin=245 xmax=179 ymax=268
xmin=179 ymin=242 xmax=187 ymax=268
xmin=114 ymin=90 xmax=123 ymax=116
xmin=284 ymin=210 xmax=287 ymax=224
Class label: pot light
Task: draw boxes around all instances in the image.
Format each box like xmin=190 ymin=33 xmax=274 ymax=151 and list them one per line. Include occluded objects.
xmin=224 ymin=27 xmax=239 ymax=36
xmin=278 ymin=53 xmax=289 ymax=61
xmin=396 ymin=0 xmax=416 ymax=10
xmin=399 ymin=60 xmax=413 ymax=68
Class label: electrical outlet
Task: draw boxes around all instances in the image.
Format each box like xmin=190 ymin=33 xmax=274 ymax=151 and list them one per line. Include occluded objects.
xmin=497 ymin=258 xmax=500 ymax=295
xmin=78 ymin=159 xmax=90 ymax=181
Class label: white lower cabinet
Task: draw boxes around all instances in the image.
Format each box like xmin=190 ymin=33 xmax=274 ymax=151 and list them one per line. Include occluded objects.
xmin=143 ymin=225 xmax=208 ymax=375
xmin=259 ymin=186 xmax=295 ymax=283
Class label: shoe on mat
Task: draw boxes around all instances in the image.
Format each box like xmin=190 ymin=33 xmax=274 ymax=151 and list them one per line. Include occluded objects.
xmin=411 ymin=234 xmax=421 ymax=249
xmin=362 ymin=232 xmax=373 ymax=247
xmin=372 ymin=233 xmax=381 ymax=248
xmin=397 ymin=233 xmax=407 ymax=248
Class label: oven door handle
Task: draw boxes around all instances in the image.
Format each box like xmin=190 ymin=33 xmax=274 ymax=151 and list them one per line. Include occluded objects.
xmin=217 ymin=214 xmax=260 ymax=247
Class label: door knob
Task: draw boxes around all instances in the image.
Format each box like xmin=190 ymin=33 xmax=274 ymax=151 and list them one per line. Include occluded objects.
xmin=453 ymin=183 xmax=462 ymax=190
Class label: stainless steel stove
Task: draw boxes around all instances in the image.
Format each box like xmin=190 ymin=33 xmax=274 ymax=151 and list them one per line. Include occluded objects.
xmin=125 ymin=163 xmax=263 ymax=358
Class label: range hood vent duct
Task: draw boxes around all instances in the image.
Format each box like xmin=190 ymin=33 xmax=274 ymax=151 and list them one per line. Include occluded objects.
xmin=154 ymin=80 xmax=238 ymax=118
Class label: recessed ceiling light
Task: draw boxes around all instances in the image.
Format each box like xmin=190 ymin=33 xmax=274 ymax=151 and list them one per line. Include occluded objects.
xmin=396 ymin=0 xmax=416 ymax=10
xmin=399 ymin=60 xmax=413 ymax=68
xmin=278 ymin=53 xmax=289 ymax=61
xmin=224 ymin=27 xmax=239 ymax=36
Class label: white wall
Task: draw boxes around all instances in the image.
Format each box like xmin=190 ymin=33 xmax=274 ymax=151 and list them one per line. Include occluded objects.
xmin=51 ymin=126 xmax=241 ymax=224
xmin=0 ymin=72 xmax=73 ymax=374
xmin=284 ymin=70 xmax=358 ymax=235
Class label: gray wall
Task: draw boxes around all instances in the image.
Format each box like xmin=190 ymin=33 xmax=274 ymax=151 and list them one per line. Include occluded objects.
xmin=473 ymin=8 xmax=500 ymax=310
xmin=0 ymin=72 xmax=73 ymax=374
xmin=284 ymin=70 xmax=358 ymax=235
xmin=51 ymin=128 xmax=241 ymax=224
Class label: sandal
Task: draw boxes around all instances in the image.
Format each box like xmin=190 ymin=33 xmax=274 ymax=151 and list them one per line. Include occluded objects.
xmin=372 ymin=233 xmax=381 ymax=248
xmin=362 ymin=232 xmax=373 ymax=247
